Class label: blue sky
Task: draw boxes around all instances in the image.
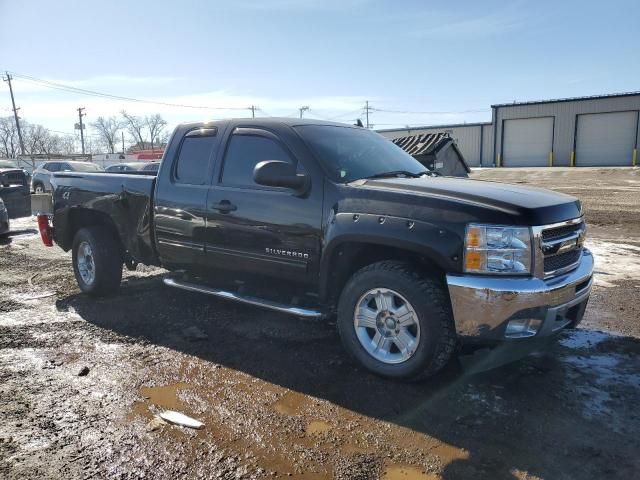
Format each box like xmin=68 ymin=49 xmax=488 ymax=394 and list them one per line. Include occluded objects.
xmin=0 ymin=0 xmax=638 ymax=139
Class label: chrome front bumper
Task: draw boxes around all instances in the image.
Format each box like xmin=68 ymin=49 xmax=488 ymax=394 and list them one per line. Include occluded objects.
xmin=446 ymin=249 xmax=594 ymax=342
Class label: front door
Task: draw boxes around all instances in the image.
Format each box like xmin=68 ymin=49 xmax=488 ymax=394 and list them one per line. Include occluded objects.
xmin=205 ymin=126 xmax=322 ymax=284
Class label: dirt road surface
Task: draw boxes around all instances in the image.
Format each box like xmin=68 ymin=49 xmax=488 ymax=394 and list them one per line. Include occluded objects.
xmin=1 ymin=167 xmax=639 ymax=479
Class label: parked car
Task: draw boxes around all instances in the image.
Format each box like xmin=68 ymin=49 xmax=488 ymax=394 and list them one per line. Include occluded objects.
xmin=0 ymin=159 xmax=31 ymax=185
xmin=105 ymin=162 xmax=150 ymax=173
xmin=141 ymin=162 xmax=160 ymax=173
xmin=0 ymin=163 xmax=31 ymax=218
xmin=40 ymin=118 xmax=593 ymax=381
xmin=0 ymin=197 xmax=9 ymax=237
xmin=31 ymin=161 xmax=103 ymax=193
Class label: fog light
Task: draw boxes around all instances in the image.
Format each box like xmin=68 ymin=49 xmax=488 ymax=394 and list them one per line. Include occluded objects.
xmin=505 ymin=318 xmax=542 ymax=338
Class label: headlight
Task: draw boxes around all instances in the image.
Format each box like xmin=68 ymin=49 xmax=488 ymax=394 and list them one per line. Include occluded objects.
xmin=464 ymin=224 xmax=532 ymax=274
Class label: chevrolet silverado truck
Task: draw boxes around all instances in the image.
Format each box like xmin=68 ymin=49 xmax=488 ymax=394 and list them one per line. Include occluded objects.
xmin=39 ymin=118 xmax=593 ymax=381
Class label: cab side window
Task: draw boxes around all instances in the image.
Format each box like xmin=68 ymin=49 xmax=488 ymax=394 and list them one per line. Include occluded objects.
xmin=47 ymin=163 xmax=61 ymax=172
xmin=221 ymin=133 xmax=294 ymax=188
xmin=174 ymin=132 xmax=217 ymax=185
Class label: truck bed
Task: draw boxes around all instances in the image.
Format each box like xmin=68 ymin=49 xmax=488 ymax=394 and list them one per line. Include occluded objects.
xmin=50 ymin=171 xmax=159 ymax=265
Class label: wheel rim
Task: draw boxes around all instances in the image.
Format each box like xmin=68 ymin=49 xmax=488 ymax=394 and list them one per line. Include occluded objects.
xmin=76 ymin=241 xmax=96 ymax=285
xmin=353 ymin=288 xmax=421 ymax=364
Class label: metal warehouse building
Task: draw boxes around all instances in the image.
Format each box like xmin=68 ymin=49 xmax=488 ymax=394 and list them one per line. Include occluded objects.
xmin=378 ymin=92 xmax=640 ymax=167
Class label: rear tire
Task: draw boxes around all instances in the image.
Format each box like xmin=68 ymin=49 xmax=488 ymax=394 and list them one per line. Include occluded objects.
xmin=72 ymin=226 xmax=123 ymax=296
xmin=337 ymin=261 xmax=456 ymax=381
xmin=33 ymin=183 xmax=45 ymax=194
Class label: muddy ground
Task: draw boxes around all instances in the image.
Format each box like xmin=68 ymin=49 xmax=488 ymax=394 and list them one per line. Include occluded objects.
xmin=1 ymin=167 xmax=639 ymax=479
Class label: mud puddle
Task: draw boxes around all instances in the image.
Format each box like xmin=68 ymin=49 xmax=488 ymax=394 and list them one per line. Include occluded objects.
xmin=382 ymin=464 xmax=439 ymax=479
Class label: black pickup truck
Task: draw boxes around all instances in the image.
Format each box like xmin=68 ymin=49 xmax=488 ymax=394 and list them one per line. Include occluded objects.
xmin=40 ymin=118 xmax=593 ymax=380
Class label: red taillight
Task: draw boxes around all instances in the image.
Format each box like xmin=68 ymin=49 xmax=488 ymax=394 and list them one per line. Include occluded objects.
xmin=37 ymin=214 xmax=53 ymax=247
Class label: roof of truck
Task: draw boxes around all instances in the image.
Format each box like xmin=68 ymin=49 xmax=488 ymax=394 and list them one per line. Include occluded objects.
xmin=177 ymin=117 xmax=361 ymax=130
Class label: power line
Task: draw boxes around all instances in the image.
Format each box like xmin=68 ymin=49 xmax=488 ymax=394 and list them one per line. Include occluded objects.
xmin=373 ymin=107 xmax=490 ymax=114
xmin=8 ymin=71 xmax=251 ymax=111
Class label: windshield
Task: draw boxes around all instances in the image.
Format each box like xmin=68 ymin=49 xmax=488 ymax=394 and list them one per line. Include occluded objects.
xmin=72 ymin=162 xmax=103 ymax=172
xmin=295 ymin=125 xmax=426 ymax=183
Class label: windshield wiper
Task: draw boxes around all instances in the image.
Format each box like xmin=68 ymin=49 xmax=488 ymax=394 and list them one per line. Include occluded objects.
xmin=362 ymin=170 xmax=428 ymax=180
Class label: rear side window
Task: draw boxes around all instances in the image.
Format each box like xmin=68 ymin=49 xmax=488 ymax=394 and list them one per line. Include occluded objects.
xmin=46 ymin=163 xmax=60 ymax=172
xmin=221 ymin=134 xmax=294 ymax=187
xmin=175 ymin=134 xmax=217 ymax=185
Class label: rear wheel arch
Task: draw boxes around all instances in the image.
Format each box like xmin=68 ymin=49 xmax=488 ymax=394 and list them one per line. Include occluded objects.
xmin=56 ymin=208 xmax=124 ymax=254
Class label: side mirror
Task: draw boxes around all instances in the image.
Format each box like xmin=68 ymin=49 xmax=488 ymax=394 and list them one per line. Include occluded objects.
xmin=253 ymin=160 xmax=308 ymax=192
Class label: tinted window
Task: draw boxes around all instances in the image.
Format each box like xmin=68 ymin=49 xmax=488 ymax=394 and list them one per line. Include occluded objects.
xmin=295 ymin=125 xmax=425 ymax=183
xmin=46 ymin=163 xmax=60 ymax=172
xmin=222 ymin=134 xmax=293 ymax=187
xmin=175 ymin=136 xmax=216 ymax=185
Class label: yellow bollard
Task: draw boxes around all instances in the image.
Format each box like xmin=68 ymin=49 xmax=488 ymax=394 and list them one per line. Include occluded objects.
xmin=548 ymin=152 xmax=553 ymax=167
xmin=633 ymin=149 xmax=637 ymax=167
xmin=570 ymin=151 xmax=575 ymax=167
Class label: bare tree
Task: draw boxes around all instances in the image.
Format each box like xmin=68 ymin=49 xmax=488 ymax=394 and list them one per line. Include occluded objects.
xmin=91 ymin=116 xmax=121 ymax=153
xmin=120 ymin=110 xmax=147 ymax=150
xmin=145 ymin=114 xmax=167 ymax=150
xmin=0 ymin=117 xmax=20 ymax=158
xmin=58 ymin=135 xmax=76 ymax=155
xmin=22 ymin=124 xmax=51 ymax=155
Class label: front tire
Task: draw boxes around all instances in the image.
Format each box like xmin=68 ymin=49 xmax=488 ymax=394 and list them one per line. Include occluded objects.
xmin=337 ymin=261 xmax=456 ymax=381
xmin=72 ymin=227 xmax=123 ymax=296
xmin=33 ymin=183 xmax=45 ymax=194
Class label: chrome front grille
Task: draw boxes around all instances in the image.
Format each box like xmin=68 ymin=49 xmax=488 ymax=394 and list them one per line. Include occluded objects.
xmin=534 ymin=218 xmax=585 ymax=278
xmin=542 ymin=223 xmax=581 ymax=242
xmin=544 ymin=249 xmax=582 ymax=272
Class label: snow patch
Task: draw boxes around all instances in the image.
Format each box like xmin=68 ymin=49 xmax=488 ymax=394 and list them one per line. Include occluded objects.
xmin=559 ymin=329 xmax=612 ymax=349
xmin=586 ymin=239 xmax=640 ymax=287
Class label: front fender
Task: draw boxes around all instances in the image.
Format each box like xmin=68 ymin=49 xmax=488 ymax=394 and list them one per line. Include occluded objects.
xmin=319 ymin=212 xmax=463 ymax=300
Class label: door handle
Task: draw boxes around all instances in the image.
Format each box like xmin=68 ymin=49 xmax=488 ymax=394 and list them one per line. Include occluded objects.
xmin=210 ymin=200 xmax=237 ymax=213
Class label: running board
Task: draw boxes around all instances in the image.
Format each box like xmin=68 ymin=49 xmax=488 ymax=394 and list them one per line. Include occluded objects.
xmin=163 ymin=276 xmax=324 ymax=319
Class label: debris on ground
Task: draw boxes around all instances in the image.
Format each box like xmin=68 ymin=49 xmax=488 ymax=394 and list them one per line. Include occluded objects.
xmin=145 ymin=415 xmax=168 ymax=432
xmin=158 ymin=410 xmax=204 ymax=429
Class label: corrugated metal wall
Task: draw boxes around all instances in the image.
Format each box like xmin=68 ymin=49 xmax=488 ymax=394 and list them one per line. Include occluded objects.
xmin=494 ymin=95 xmax=640 ymax=167
xmin=379 ymin=123 xmax=491 ymax=167
xmin=378 ymin=93 xmax=640 ymax=168
xmin=481 ymin=123 xmax=494 ymax=166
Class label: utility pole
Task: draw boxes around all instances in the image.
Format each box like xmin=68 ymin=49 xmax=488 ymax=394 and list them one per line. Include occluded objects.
xmin=121 ymin=131 xmax=125 ymax=154
xmin=299 ymin=106 xmax=309 ymax=119
xmin=77 ymin=107 xmax=86 ymax=154
xmin=364 ymin=100 xmax=373 ymax=129
xmin=249 ymin=105 xmax=256 ymax=118
xmin=3 ymin=72 xmax=25 ymax=155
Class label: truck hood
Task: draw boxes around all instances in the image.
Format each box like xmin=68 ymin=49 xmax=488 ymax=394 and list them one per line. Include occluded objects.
xmin=349 ymin=176 xmax=582 ymax=226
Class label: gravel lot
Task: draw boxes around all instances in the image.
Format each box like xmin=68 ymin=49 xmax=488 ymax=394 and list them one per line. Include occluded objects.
xmin=1 ymin=167 xmax=639 ymax=479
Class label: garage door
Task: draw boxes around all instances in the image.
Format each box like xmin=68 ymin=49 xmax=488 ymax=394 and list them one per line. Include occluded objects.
xmin=576 ymin=111 xmax=638 ymax=166
xmin=502 ymin=117 xmax=554 ymax=167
